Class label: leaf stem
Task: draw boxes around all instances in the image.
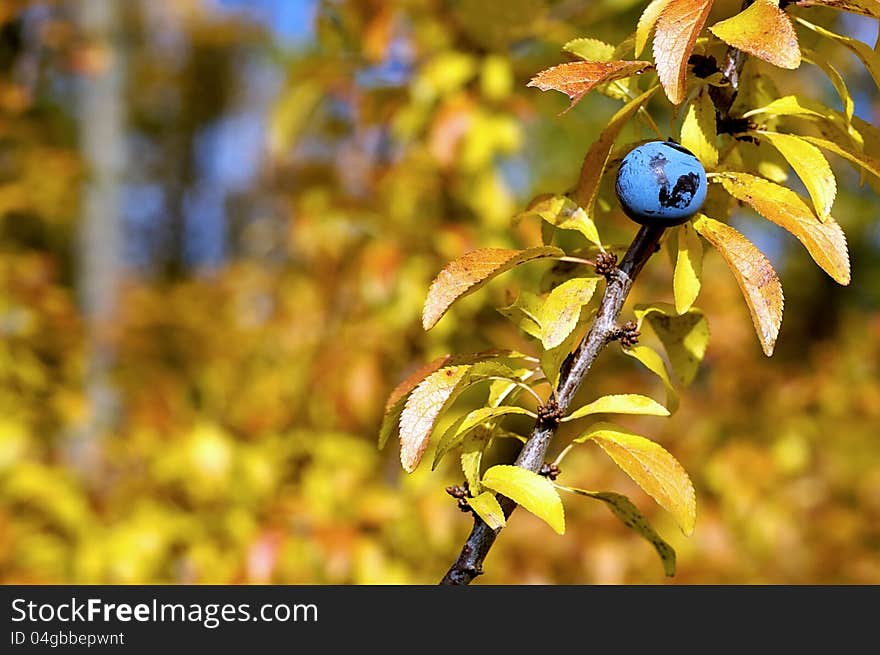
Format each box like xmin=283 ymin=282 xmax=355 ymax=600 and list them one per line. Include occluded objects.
xmin=554 ymin=255 xmax=598 ymax=267
xmin=484 ymin=376 xmax=544 ymax=408
xmin=552 ymin=443 xmax=575 ymax=466
xmin=611 ymin=80 xmax=664 ymax=139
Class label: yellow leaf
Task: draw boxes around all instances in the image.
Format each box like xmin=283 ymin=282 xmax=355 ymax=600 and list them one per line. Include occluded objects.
xmin=488 ymin=367 xmax=535 ymax=407
xmin=572 ymin=86 xmax=660 ymax=208
xmin=794 ymin=0 xmax=880 ymax=18
xmin=527 ymin=60 xmax=653 ymax=112
xmin=461 ymin=432 xmax=490 ymax=493
xmin=692 ymin=214 xmax=784 ymax=356
xmin=399 ymin=365 xmax=472 ymax=472
xmin=576 ymin=422 xmax=696 ymax=535
xmin=621 ymin=345 xmax=679 ymax=412
xmin=653 ymin=0 xmax=715 ymax=104
xmin=709 ymin=0 xmax=801 ymax=69
xmin=557 ymin=486 xmax=677 ymax=575
xmin=800 ymin=134 xmax=880 ymax=181
xmin=742 ymin=95 xmax=837 ymax=121
xmin=715 ymin=172 xmax=850 ymax=285
xmin=518 ymin=194 xmax=602 ymax=246
xmin=268 ymin=82 xmax=322 ymax=156
xmin=539 ymin=277 xmax=600 ymax=349
xmin=795 ymin=16 xmax=880 ymax=87
xmin=680 ymin=88 xmax=718 ymax=168
xmin=803 ymin=49 xmax=854 ymax=123
xmin=635 ymin=0 xmax=672 ymax=58
xmin=482 ymin=465 xmax=565 ymax=534
xmin=635 ymin=304 xmax=710 ymax=386
xmin=468 ymin=492 xmax=506 ymax=530
xmin=759 ymin=132 xmax=837 ymax=221
xmin=673 ymin=222 xmax=703 ymax=314
xmin=432 ymin=405 xmax=534 ymax=470
xmin=422 ymin=246 xmax=563 ymax=330
xmin=564 ymin=394 xmax=669 ymax=421
xmin=563 ymin=37 xmax=615 ymax=62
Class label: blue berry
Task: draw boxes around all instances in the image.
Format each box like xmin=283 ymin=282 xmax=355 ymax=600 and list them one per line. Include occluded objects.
xmin=615 ymin=141 xmax=707 ymax=226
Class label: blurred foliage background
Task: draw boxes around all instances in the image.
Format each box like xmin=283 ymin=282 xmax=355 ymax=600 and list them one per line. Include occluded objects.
xmin=0 ymin=0 xmax=877 ymax=584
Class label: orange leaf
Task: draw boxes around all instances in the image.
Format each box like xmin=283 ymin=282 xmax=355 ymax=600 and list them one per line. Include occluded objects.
xmin=422 ymin=247 xmax=563 ymax=330
xmin=654 ymin=0 xmax=715 ymax=104
xmin=384 ymin=355 xmax=453 ymax=415
xmin=527 ymin=60 xmax=653 ymax=111
xmin=693 ymin=214 xmax=784 ymax=356
xmin=710 ymin=0 xmax=801 ymax=70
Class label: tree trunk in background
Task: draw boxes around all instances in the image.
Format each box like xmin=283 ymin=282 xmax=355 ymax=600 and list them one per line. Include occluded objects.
xmin=68 ymin=0 xmax=126 ymax=474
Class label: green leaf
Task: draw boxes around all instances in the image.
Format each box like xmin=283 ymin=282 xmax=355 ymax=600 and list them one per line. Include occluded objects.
xmin=564 ymin=394 xmax=669 ymax=421
xmin=539 ymin=277 xmax=600 ymax=349
xmin=432 ymin=405 xmax=534 ymax=470
xmin=518 ymin=194 xmax=602 ymax=246
xmin=575 ymin=422 xmax=696 ymax=535
xmin=482 ymin=465 xmax=566 ymax=534
xmin=673 ymin=223 xmax=703 ymax=314
xmin=759 ymin=132 xmax=837 ymax=221
xmin=557 ymin=486 xmax=677 ymax=576
xmin=795 ymin=16 xmax=880 ymax=88
xmin=621 ymin=345 xmax=679 ymax=412
xmin=635 ymin=304 xmax=709 ymax=386
xmin=422 ymin=246 xmax=564 ymax=330
xmin=680 ymin=87 xmax=718 ymax=168
xmin=468 ymin=492 xmax=506 ymax=530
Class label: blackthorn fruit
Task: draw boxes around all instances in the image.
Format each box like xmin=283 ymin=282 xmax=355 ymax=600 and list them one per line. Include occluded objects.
xmin=615 ymin=141 xmax=707 ymax=226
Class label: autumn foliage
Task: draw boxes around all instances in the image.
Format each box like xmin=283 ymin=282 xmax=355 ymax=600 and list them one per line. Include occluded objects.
xmin=2 ymin=0 xmax=879 ymax=584
xmin=382 ymin=0 xmax=878 ymax=580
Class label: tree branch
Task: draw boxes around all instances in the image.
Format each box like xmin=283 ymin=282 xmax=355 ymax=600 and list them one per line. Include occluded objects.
xmin=440 ymin=17 xmax=754 ymax=583
xmin=440 ymin=224 xmax=663 ymax=585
